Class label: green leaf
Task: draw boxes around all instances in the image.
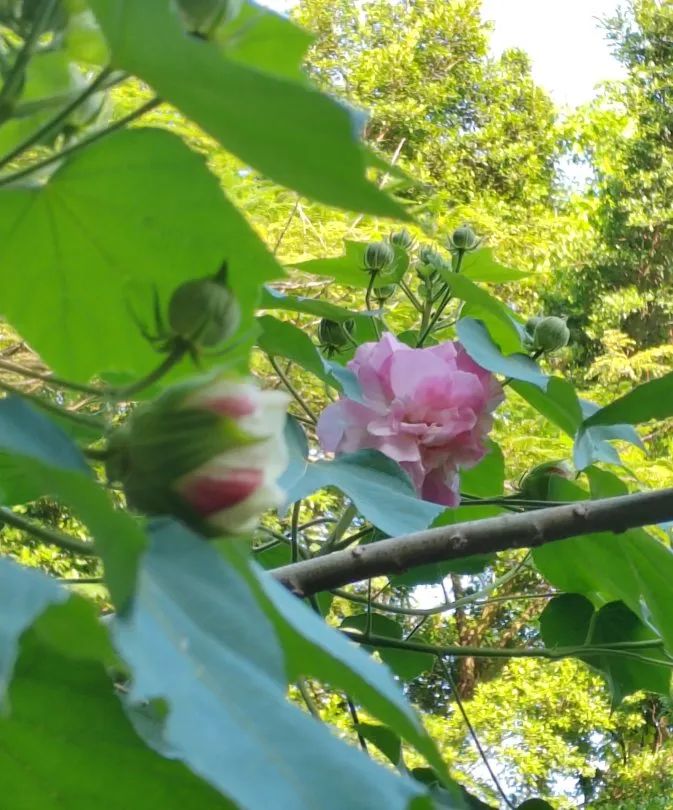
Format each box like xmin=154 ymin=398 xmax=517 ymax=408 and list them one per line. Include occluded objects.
xmin=238 ymin=548 xmax=453 ymax=787
xmin=456 ymin=319 xmax=548 ymax=389
xmin=112 ymin=522 xmax=424 ymax=810
xmin=510 ymin=378 xmax=582 ymax=437
xmin=278 ymin=414 xmax=309 ymax=493
xmin=0 ymin=398 xmax=146 ymax=610
xmin=574 ymin=399 xmax=645 ymax=470
xmin=391 ymin=506 xmax=498 ymax=585
xmin=89 ymin=0 xmax=405 ymax=217
xmin=355 ymin=723 xmax=403 ymax=766
xmin=540 ymin=594 xmax=671 ymax=704
xmin=0 ymin=556 xmax=66 ymax=701
xmin=460 ymin=440 xmax=505 ymax=497
xmin=0 ymin=590 xmax=234 ymax=808
xmin=0 ymin=128 xmax=280 ymax=381
xmin=295 ymin=241 xmax=409 ymax=288
xmin=257 ymin=314 xmax=335 ymax=384
xmin=460 ymin=248 xmax=529 ymax=283
xmin=533 ymin=475 xmax=673 ymax=651
xmin=283 ymin=449 xmax=442 ymax=536
xmin=441 ymin=274 xmax=522 ymax=353
xmin=580 ymin=369 xmax=673 ymax=430
xmin=341 ymin=614 xmax=435 ymax=681
xmin=259 ymin=285 xmax=365 ymax=323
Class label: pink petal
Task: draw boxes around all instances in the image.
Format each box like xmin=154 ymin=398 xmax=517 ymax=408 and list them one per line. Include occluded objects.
xmin=179 ymin=468 xmax=263 ymax=515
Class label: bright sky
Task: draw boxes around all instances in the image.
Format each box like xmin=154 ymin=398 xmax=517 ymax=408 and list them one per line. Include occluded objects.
xmin=261 ymin=0 xmax=625 ymax=107
xmin=481 ymin=0 xmax=624 ymax=105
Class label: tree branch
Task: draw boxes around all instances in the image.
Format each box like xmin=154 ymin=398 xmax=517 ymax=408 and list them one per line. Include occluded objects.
xmin=272 ymin=488 xmax=673 ymax=596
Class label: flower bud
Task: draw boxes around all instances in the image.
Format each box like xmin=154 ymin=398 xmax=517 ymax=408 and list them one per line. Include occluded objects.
xmin=168 ymin=275 xmax=241 ymax=347
xmin=106 ymin=376 xmax=290 ymax=536
xmin=450 ymin=225 xmax=479 ymax=251
xmin=518 ymin=461 xmax=572 ymax=501
xmin=389 ymin=229 xmax=413 ymax=249
xmin=374 ymin=284 xmax=396 ymax=303
xmin=318 ymin=318 xmax=354 ymax=351
xmin=525 ymin=316 xmax=543 ymax=337
xmin=364 ymin=241 xmax=395 ymax=272
xmin=533 ymin=316 xmax=570 ymax=353
xmin=176 ymin=0 xmax=233 ymax=34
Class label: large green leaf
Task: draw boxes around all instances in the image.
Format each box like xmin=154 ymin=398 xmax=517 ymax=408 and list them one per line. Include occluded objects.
xmin=111 ymin=522 xmax=425 ymax=810
xmin=574 ymin=399 xmax=644 ymax=470
xmin=510 ymin=378 xmax=582 ymax=437
xmin=259 ymin=285 xmax=366 ymax=323
xmin=0 ymin=570 xmax=233 ymax=808
xmin=256 ymin=314 xmax=336 ymax=385
xmin=533 ymin=474 xmax=673 ymax=651
xmin=0 ymin=398 xmax=146 ymax=609
xmin=0 ymin=556 xmax=66 ymax=700
xmin=294 ymin=240 xmax=409 ymax=289
xmin=238 ymin=549 xmax=453 ymax=787
xmin=441 ymin=274 xmax=521 ymax=353
xmin=580 ymin=369 xmax=673 ymax=431
xmin=88 ymin=0 xmax=404 ymax=216
xmin=459 ymin=248 xmax=529 ymax=283
xmin=282 ymin=449 xmax=442 ymax=536
xmin=0 ymin=128 xmax=280 ymax=381
xmin=539 ymin=594 xmax=671 ymax=704
xmin=456 ymin=319 xmax=548 ymax=388
xmin=460 ymin=440 xmax=504 ymax=498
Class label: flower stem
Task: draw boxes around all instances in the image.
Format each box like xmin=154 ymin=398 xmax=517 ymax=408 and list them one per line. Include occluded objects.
xmin=0 ymin=0 xmax=58 ymax=121
xmin=0 ymin=506 xmax=96 ymax=556
xmin=0 ymin=96 xmax=161 ymax=188
xmin=290 ymin=500 xmax=301 ymax=563
xmin=0 ymin=379 xmax=104 ymax=430
xmin=364 ymin=272 xmax=381 ymax=339
xmin=0 ymin=65 xmax=115 ymax=172
xmin=0 ymin=357 xmax=101 ymax=395
xmin=268 ymin=355 xmax=318 ymax=424
xmin=416 ymin=249 xmax=465 ymax=347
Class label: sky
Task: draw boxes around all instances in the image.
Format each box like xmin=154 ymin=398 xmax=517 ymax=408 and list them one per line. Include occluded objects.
xmin=261 ymin=0 xmax=625 ymax=108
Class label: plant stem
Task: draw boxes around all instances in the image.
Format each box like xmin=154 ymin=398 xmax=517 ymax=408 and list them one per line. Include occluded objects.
xmin=417 ymin=250 xmax=465 ymax=347
xmin=399 ymin=278 xmax=423 ymax=311
xmin=341 ymin=630 xmax=668 ymax=663
xmin=439 ymin=658 xmax=515 ymax=809
xmin=0 ymin=0 xmax=58 ymax=119
xmin=0 ymin=506 xmax=96 ymax=556
xmin=297 ymin=677 xmax=322 ymax=720
xmin=290 ymin=500 xmax=301 ymax=563
xmin=345 ymin=696 xmax=369 ymax=755
xmin=364 ymin=272 xmax=381 ymax=339
xmin=0 ymin=357 xmax=101 ymax=394
xmin=273 ymin=197 xmax=300 ymax=256
xmin=0 ymin=379 xmax=104 ymax=429
xmin=110 ymin=344 xmax=187 ymax=400
xmin=321 ymin=502 xmax=357 ymax=555
xmin=268 ymin=355 xmax=318 ymax=424
xmin=0 ymin=96 xmax=161 ymax=188
xmin=0 ymin=65 xmax=114 ymax=172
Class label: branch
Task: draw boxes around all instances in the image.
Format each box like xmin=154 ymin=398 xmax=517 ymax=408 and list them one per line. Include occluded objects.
xmin=272 ymin=488 xmax=673 ymax=597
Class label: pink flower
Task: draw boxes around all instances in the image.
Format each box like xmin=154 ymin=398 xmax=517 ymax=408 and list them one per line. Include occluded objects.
xmin=317 ymin=333 xmax=503 ymax=506
xmin=109 ymin=377 xmax=290 ymax=535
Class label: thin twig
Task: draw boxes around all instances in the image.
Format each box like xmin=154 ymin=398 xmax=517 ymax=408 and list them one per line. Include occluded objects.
xmin=0 ymin=507 xmax=96 ymax=556
xmin=268 ymin=355 xmax=318 ymax=424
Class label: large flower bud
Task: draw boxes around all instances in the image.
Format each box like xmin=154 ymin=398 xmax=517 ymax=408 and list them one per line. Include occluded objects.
xmin=106 ymin=376 xmax=290 ymax=536
xmin=168 ymin=274 xmax=241 ymax=347
xmin=364 ymin=240 xmax=395 ymax=272
xmin=518 ymin=460 xmax=572 ymax=501
xmin=389 ymin=229 xmax=414 ymax=249
xmin=533 ymin=316 xmax=570 ymax=353
xmin=450 ymin=225 xmax=479 ymax=251
xmin=319 ymin=318 xmax=354 ymax=351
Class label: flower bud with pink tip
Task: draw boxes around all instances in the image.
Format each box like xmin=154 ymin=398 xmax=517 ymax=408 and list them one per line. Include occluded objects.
xmin=107 ymin=375 xmax=290 ymax=535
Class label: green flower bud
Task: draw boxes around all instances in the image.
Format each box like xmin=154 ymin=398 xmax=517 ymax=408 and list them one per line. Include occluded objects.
xmin=533 ymin=316 xmax=570 ymax=353
xmin=168 ymin=275 xmax=241 ymax=347
xmin=364 ymin=240 xmax=395 ymax=272
xmin=525 ymin=316 xmax=543 ymax=336
xmin=419 ymin=245 xmax=442 ymax=267
xmin=374 ymin=284 xmax=396 ymax=304
xmin=519 ymin=460 xmax=572 ymax=501
xmin=389 ymin=229 xmax=414 ymax=249
xmin=176 ymin=0 xmax=233 ymax=33
xmin=450 ymin=224 xmax=479 ymax=251
xmin=318 ymin=318 xmax=354 ymax=350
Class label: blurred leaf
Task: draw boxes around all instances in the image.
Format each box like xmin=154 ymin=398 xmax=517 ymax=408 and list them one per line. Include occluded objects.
xmin=0 ymin=128 xmax=280 ymax=381
xmin=89 ymin=0 xmax=405 ymax=216
xmin=460 ymin=248 xmax=529 ymax=283
xmin=111 ymin=522 xmax=424 ymax=810
xmin=457 ymin=319 xmax=548 ymax=388
xmin=460 ymin=440 xmax=504 ymax=497
xmin=355 ymin=723 xmax=403 ymax=765
xmin=257 ymin=314 xmax=335 ymax=384
xmin=0 ymin=399 xmax=145 ymax=609
xmin=278 ymin=414 xmax=309 ymax=493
